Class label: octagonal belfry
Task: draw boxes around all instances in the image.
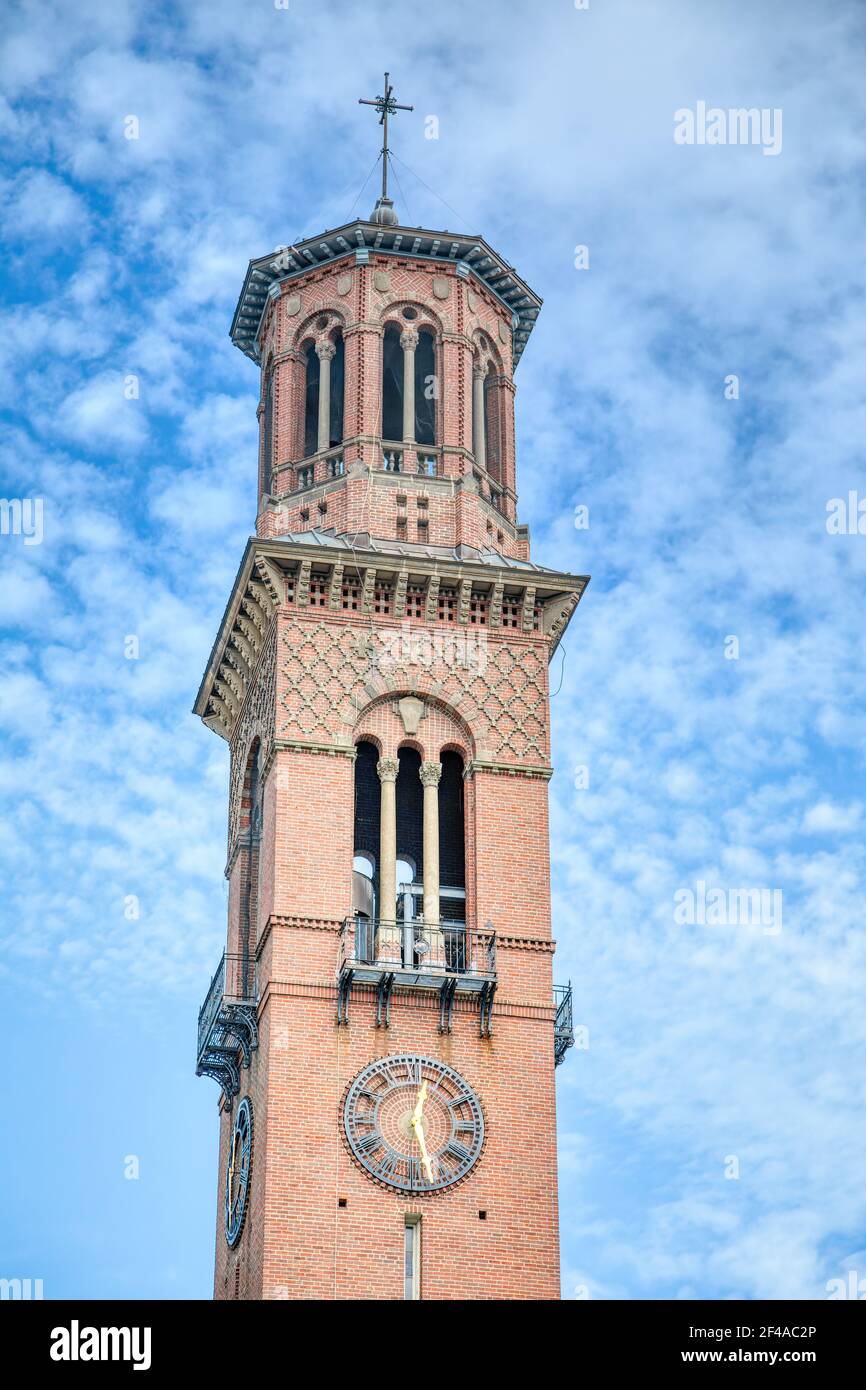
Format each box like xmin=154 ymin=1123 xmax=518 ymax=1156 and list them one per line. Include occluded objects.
xmin=194 ymin=148 xmax=588 ymax=1300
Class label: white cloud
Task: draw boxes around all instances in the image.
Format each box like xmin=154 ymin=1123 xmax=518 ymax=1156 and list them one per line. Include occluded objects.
xmin=802 ymin=800 xmax=862 ymax=834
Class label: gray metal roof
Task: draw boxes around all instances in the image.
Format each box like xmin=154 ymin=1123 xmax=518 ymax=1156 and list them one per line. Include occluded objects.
xmin=275 ymin=528 xmax=547 ymax=572
xmin=230 ymin=219 xmax=542 ymax=369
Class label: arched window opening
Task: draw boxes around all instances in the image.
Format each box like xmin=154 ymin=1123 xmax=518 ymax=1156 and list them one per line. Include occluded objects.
xmin=239 ymin=741 xmax=262 ymax=996
xmin=262 ymin=370 xmax=274 ymax=496
xmin=438 ymin=751 xmax=466 ymax=926
xmin=353 ymin=743 xmax=380 ymax=958
xmin=484 ymin=370 xmax=500 ymax=484
xmin=382 ymin=324 xmax=403 ymax=441
xmin=396 ymin=748 xmax=424 ymax=894
xmin=303 ymin=341 xmax=319 ymax=458
xmin=414 ymin=329 xmax=436 ymax=446
xmin=329 ymin=332 xmax=345 ymax=448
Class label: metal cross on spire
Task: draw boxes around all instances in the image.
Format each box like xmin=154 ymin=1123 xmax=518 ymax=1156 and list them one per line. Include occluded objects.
xmin=359 ymin=72 xmax=413 ymax=225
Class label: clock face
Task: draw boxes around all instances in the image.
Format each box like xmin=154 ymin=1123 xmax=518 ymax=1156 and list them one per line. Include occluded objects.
xmin=343 ymin=1055 xmax=484 ymax=1194
xmin=224 ymin=1097 xmax=253 ymax=1247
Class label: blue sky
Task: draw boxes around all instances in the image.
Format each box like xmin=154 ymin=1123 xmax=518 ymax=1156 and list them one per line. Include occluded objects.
xmin=2 ymin=0 xmax=865 ymax=1300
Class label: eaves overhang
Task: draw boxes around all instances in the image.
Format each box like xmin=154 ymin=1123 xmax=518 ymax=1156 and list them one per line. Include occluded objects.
xmin=230 ymin=219 xmax=543 ymax=369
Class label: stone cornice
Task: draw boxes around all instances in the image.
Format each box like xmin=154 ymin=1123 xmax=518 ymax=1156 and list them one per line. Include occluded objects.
xmin=194 ymin=537 xmax=588 ymax=739
xmin=466 ymin=758 xmax=553 ymax=780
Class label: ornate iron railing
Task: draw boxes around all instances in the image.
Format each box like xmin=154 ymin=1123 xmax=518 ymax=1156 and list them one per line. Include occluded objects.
xmin=196 ymin=952 xmax=259 ymax=1102
xmin=339 ymin=918 xmax=495 ymax=978
xmin=553 ymin=982 xmax=575 ymax=1066
xmin=337 ymin=918 xmax=496 ymax=1033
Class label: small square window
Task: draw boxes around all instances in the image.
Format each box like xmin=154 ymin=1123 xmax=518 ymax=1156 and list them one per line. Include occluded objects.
xmin=469 ymin=596 xmax=487 ymax=626
xmin=309 ymin=578 xmax=328 ymax=607
xmin=438 ymin=589 xmax=457 ymax=623
xmin=406 ymin=586 xmax=425 ymax=619
xmin=341 ymin=584 xmax=361 ymax=612
xmin=502 ymin=600 xmax=520 ymax=629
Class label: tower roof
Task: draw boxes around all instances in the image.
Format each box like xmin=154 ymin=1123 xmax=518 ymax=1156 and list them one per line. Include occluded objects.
xmin=230 ymin=219 xmax=543 ymax=368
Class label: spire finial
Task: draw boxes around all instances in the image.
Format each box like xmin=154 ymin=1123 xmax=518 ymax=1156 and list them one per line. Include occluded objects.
xmin=358 ymin=72 xmax=413 ymax=225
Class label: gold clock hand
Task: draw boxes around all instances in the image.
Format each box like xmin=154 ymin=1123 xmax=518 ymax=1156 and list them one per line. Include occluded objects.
xmin=411 ymin=1116 xmax=435 ymax=1184
xmin=410 ymin=1079 xmax=428 ymax=1126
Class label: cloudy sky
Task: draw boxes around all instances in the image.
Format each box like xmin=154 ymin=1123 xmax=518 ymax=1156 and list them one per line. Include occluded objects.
xmin=2 ymin=0 xmax=865 ymax=1300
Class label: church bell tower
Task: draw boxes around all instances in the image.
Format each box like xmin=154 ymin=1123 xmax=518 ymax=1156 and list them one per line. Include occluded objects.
xmin=194 ymin=77 xmax=588 ymax=1300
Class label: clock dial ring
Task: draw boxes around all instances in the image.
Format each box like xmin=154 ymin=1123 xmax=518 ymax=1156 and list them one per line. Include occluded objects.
xmin=343 ymin=1054 xmax=484 ymax=1193
xmin=224 ymin=1096 xmax=253 ymax=1247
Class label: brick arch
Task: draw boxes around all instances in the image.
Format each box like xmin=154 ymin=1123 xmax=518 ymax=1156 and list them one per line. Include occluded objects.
xmin=377 ymin=298 xmax=446 ymax=339
xmin=350 ymin=691 xmax=476 ymax=764
xmin=291 ymin=305 xmax=349 ymax=354
xmin=353 ymin=731 xmax=383 ymax=757
xmin=472 ymin=329 xmax=503 ymax=377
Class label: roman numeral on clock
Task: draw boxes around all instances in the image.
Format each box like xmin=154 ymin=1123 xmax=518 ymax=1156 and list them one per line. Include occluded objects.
xmin=357 ymin=1129 xmax=382 ymax=1153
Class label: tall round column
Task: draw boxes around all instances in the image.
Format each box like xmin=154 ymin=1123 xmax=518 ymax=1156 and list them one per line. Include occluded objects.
xmin=316 ymin=338 xmax=336 ymax=454
xmin=420 ymin=761 xmax=442 ymax=928
xmin=472 ymin=361 xmax=487 ymax=471
xmin=377 ymin=757 xmax=399 ymax=960
xmin=401 ymin=327 xmax=418 ymax=443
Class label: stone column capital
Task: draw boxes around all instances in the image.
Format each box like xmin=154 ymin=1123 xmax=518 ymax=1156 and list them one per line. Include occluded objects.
xmin=377 ymin=757 xmax=399 ymax=784
xmin=419 ymin=761 xmax=442 ymax=787
xmin=400 ymin=327 xmax=419 ymax=352
xmin=315 ymin=338 xmax=337 ymax=361
xmin=473 ymin=359 xmax=489 ymax=380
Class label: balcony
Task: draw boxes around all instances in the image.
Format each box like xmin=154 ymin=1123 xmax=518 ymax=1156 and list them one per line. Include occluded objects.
xmin=337 ymin=918 xmax=496 ymax=1034
xmin=196 ymin=952 xmax=259 ymax=1102
xmin=554 ymin=982 xmax=575 ymax=1066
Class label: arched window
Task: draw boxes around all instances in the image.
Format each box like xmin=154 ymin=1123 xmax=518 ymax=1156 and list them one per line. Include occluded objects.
xmin=303 ymin=341 xmax=319 ymax=458
xmin=329 ymin=332 xmax=345 ymax=448
xmin=382 ymin=324 xmax=403 ymax=441
xmin=262 ymin=370 xmax=274 ymax=495
xmin=438 ymin=750 xmax=466 ymax=924
xmin=353 ymin=742 xmax=381 ymax=867
xmin=395 ymin=746 xmax=424 ymax=911
xmin=303 ymin=333 xmax=345 ymax=458
xmin=353 ymin=743 xmax=381 ymax=960
xmin=238 ymin=741 xmax=262 ymax=996
xmin=484 ymin=368 xmax=500 ymax=483
xmin=415 ymin=329 xmax=436 ymax=446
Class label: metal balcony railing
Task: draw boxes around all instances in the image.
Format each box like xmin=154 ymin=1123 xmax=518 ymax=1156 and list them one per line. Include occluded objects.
xmin=337 ymin=918 xmax=496 ymax=1034
xmin=196 ymin=951 xmax=259 ymax=1102
xmin=554 ymin=982 xmax=575 ymax=1066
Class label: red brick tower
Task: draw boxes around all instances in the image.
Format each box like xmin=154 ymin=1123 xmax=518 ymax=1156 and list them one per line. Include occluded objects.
xmin=194 ymin=93 xmax=588 ymax=1299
